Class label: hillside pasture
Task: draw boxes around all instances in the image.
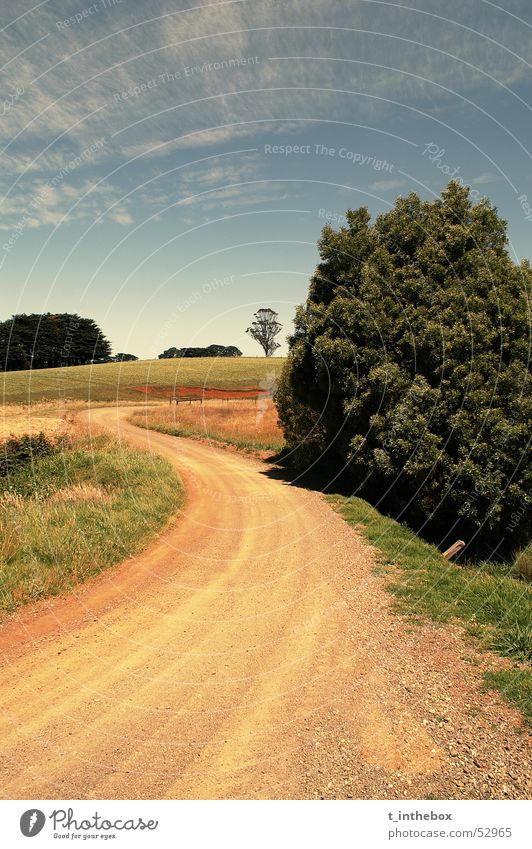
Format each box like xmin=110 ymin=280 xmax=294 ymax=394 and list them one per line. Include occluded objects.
xmin=1 ymin=357 xmax=286 ymax=404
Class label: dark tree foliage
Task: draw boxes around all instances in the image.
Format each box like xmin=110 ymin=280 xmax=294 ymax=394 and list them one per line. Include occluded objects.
xmin=0 ymin=313 xmax=111 ymax=370
xmin=246 ymin=309 xmax=282 ymax=357
xmin=158 ymin=344 xmax=242 ymax=359
xmin=0 ymin=432 xmax=58 ymax=477
xmin=113 ymin=353 xmax=138 ymax=362
xmin=276 ymin=182 xmax=531 ymax=555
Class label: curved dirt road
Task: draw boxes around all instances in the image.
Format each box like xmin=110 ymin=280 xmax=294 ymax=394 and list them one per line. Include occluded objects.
xmin=0 ymin=407 xmax=529 ymax=799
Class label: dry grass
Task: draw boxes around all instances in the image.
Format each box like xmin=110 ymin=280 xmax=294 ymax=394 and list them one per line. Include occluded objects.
xmin=515 ymin=547 xmax=532 ymax=581
xmin=131 ymin=398 xmax=284 ymax=452
xmin=0 ymin=401 xmax=114 ymax=448
xmin=0 ymin=402 xmax=66 ymax=440
xmin=50 ymin=484 xmax=110 ymax=503
xmin=0 ymin=491 xmax=25 ymax=509
xmin=0 ymin=512 xmax=21 ymax=561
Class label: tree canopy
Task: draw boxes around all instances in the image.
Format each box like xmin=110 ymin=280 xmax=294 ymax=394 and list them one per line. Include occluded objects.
xmin=0 ymin=313 xmax=111 ymax=371
xmin=113 ymin=353 xmax=138 ymax=362
xmin=158 ymin=344 xmax=242 ymax=359
xmin=276 ymin=182 xmax=531 ymax=555
xmin=246 ymin=309 xmax=282 ymax=357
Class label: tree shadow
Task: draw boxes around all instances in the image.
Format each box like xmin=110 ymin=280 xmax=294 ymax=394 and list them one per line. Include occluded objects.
xmin=260 ymin=450 xmax=357 ymax=497
xmin=261 ymin=451 xmax=468 ymax=560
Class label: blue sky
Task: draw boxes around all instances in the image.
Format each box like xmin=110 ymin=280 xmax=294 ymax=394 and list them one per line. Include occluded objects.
xmin=1 ymin=0 xmax=531 ymax=358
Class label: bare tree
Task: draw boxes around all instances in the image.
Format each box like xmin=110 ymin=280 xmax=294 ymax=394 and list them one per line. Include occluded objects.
xmin=246 ymin=308 xmax=282 ymax=357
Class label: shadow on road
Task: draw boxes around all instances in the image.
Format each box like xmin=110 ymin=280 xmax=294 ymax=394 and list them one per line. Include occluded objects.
xmin=259 ymin=450 xmax=358 ymax=498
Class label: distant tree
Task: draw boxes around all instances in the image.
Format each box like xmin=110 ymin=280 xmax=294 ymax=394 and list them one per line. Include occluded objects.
xmin=276 ymin=181 xmax=532 ymax=555
xmin=204 ymin=344 xmax=242 ymax=358
xmin=158 ymin=344 xmax=242 ymax=359
xmin=0 ymin=313 xmax=111 ymax=371
xmin=246 ymin=308 xmax=282 ymax=357
xmin=159 ymin=347 xmax=180 ymax=359
xmin=113 ymin=353 xmax=138 ymax=362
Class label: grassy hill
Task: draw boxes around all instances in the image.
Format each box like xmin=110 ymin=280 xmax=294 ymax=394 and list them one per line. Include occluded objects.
xmin=0 ymin=357 xmax=286 ymax=404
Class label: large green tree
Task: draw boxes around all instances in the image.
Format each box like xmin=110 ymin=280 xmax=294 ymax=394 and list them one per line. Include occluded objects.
xmin=276 ymin=182 xmax=531 ymax=555
xmin=0 ymin=313 xmax=111 ymax=370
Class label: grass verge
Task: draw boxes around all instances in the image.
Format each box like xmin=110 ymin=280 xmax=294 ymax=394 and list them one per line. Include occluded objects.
xmin=329 ymin=494 xmax=532 ymax=723
xmin=129 ymin=400 xmax=284 ymax=453
xmin=0 ymin=432 xmax=184 ymax=613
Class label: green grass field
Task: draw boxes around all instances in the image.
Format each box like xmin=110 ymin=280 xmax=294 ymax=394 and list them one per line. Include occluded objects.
xmin=0 ymin=357 xmax=287 ymax=404
xmin=0 ymin=432 xmax=184 ymax=613
xmin=330 ymin=495 xmax=532 ymax=722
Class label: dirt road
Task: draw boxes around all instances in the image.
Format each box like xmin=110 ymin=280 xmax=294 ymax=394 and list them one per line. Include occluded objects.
xmin=0 ymin=407 xmax=529 ymax=799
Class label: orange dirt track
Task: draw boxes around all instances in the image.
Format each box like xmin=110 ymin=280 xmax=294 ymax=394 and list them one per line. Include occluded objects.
xmin=0 ymin=407 xmax=528 ymax=800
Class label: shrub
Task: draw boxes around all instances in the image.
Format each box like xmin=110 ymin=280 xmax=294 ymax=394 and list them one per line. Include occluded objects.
xmin=0 ymin=432 xmax=60 ymax=478
xmin=515 ymin=547 xmax=532 ymax=581
xmin=277 ymin=182 xmax=531 ymax=555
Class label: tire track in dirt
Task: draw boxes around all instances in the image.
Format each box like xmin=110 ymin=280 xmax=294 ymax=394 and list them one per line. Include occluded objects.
xmin=0 ymin=407 xmax=528 ymax=799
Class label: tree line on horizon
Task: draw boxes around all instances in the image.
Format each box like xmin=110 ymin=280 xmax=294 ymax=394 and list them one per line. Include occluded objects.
xmin=0 ymin=308 xmax=284 ymax=370
xmin=159 ymin=309 xmax=283 ymax=359
xmin=158 ymin=344 xmax=242 ymax=359
xmin=0 ymin=313 xmax=141 ymax=371
xmin=0 ymin=313 xmax=114 ymax=371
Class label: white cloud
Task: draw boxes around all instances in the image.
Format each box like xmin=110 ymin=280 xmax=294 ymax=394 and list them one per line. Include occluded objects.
xmin=180 ymin=184 xmax=287 ymax=212
xmin=176 ymin=153 xmax=287 ymax=210
xmin=171 ymin=120 xmax=314 ymax=149
xmin=0 ymin=176 xmax=134 ymax=231
xmin=120 ymin=120 xmax=312 ymax=162
xmin=108 ymin=208 xmax=134 ymax=225
xmin=369 ymin=178 xmax=407 ymax=191
xmin=470 ymin=172 xmax=500 ymax=185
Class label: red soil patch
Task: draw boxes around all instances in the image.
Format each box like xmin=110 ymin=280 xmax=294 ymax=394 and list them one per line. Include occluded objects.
xmin=129 ymin=384 xmax=268 ymax=400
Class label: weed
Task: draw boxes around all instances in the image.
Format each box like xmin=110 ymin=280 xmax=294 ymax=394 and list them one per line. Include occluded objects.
xmin=491 ymin=623 xmax=532 ymax=663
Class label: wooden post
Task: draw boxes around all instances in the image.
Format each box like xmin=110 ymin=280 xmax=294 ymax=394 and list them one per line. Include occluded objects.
xmin=442 ymin=540 xmax=466 ymax=560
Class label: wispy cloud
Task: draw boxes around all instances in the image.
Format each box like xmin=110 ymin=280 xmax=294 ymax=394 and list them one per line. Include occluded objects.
xmin=370 ymin=178 xmax=407 ymax=192
xmin=176 ymin=154 xmax=288 ymax=211
xmin=0 ymin=0 xmax=529 ymax=230
xmin=0 ymin=177 xmax=134 ymax=231
xmin=470 ymin=172 xmax=500 ymax=185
